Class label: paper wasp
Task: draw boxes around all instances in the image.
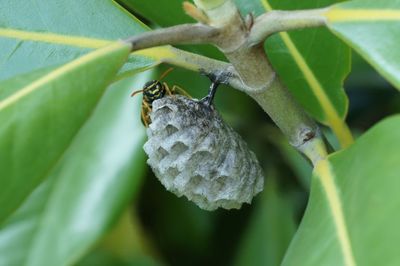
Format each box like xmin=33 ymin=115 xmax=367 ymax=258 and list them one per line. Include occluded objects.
xmin=131 ymin=68 xmax=190 ymax=127
xmin=131 ymin=67 xmax=231 ymax=127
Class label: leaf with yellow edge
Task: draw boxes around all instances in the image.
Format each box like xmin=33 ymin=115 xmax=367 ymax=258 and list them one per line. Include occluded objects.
xmin=283 ymin=115 xmax=400 ymax=265
xmin=0 ymin=0 xmax=217 ymax=84
xmin=0 ymin=72 xmax=152 ymax=266
xmin=0 ymin=0 xmax=162 ymax=80
xmin=324 ymin=0 xmax=400 ymax=90
xmin=0 ymin=41 xmax=131 ymax=223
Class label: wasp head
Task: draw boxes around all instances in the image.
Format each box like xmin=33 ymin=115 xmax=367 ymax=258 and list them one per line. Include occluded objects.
xmin=143 ymin=80 xmax=166 ymax=104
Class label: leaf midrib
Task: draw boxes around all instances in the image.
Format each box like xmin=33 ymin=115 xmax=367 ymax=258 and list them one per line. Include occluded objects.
xmin=325 ymin=9 xmax=400 ymax=22
xmin=315 ymin=159 xmax=356 ymax=266
xmin=0 ymin=42 xmax=125 ymax=110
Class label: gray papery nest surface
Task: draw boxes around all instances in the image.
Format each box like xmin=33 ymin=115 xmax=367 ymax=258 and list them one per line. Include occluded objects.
xmin=144 ymin=95 xmax=264 ymax=211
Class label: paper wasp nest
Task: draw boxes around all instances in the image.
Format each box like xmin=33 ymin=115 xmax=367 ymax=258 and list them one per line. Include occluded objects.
xmin=143 ymin=96 xmax=264 ymax=211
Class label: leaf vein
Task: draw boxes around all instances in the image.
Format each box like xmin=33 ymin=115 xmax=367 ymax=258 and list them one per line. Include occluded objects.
xmin=316 ymin=160 xmax=356 ymax=266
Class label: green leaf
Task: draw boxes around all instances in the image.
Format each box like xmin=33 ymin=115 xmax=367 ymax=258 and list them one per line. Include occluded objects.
xmin=283 ymin=115 xmax=400 ymax=265
xmin=0 ymin=42 xmax=131 ymax=222
xmin=118 ymin=0 xmax=226 ymax=61
xmin=0 ymin=0 xmax=157 ymax=80
xmin=0 ymin=65 xmax=58 ymax=101
xmin=235 ymin=0 xmax=352 ymax=147
xmin=234 ymin=175 xmax=296 ymax=266
xmin=119 ymin=0 xmax=194 ymax=26
xmin=0 ymin=0 xmax=219 ymax=83
xmin=0 ymin=73 xmax=149 ymax=266
xmin=324 ymin=0 xmax=400 ymax=90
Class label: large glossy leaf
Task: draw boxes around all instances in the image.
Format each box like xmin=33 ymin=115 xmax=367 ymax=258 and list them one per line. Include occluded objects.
xmin=119 ymin=0 xmax=193 ymax=26
xmin=234 ymin=175 xmax=296 ymax=266
xmin=0 ymin=73 xmax=149 ymax=266
xmin=0 ymin=0 xmax=221 ymax=84
xmin=118 ymin=0 xmax=226 ymax=61
xmin=0 ymin=0 xmax=159 ymax=81
xmin=235 ymin=0 xmax=352 ymax=147
xmin=283 ymin=115 xmax=400 ymax=265
xmin=324 ymin=0 xmax=400 ymax=90
xmin=0 ymin=66 xmax=57 ymax=101
xmin=0 ymin=42 xmax=131 ymax=222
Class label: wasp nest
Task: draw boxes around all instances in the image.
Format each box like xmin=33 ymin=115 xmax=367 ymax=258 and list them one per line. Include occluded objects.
xmin=144 ymin=96 xmax=264 ymax=211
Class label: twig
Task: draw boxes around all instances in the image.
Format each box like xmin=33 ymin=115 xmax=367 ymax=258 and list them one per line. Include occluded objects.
xmin=124 ymin=24 xmax=219 ymax=51
xmin=162 ymin=48 xmax=253 ymax=92
xmin=248 ymin=8 xmax=328 ymax=46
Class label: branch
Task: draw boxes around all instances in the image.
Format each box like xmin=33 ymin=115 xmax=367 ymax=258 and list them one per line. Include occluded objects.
xmin=124 ymin=24 xmax=219 ymax=51
xmin=123 ymin=7 xmax=329 ymax=52
xmin=123 ymin=23 xmax=260 ymax=93
xmin=161 ymin=47 xmax=254 ymax=92
xmin=249 ymin=8 xmax=328 ymax=46
xmin=250 ymin=77 xmax=320 ymax=151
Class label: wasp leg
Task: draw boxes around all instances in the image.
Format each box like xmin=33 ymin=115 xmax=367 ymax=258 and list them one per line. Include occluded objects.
xmin=143 ymin=101 xmax=151 ymax=110
xmin=163 ymin=83 xmax=173 ymax=96
xmin=164 ymin=83 xmax=177 ymax=101
xmin=142 ymin=101 xmax=152 ymax=127
xmin=171 ymin=85 xmax=192 ymax=98
xmin=141 ymin=107 xmax=149 ymax=127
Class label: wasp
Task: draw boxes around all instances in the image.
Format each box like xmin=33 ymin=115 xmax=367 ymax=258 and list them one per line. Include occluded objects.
xmin=131 ymin=68 xmax=190 ymax=127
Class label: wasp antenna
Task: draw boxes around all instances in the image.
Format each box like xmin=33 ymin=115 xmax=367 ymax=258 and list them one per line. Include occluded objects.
xmin=131 ymin=89 xmax=144 ymax=97
xmin=159 ymin=67 xmax=174 ymax=81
